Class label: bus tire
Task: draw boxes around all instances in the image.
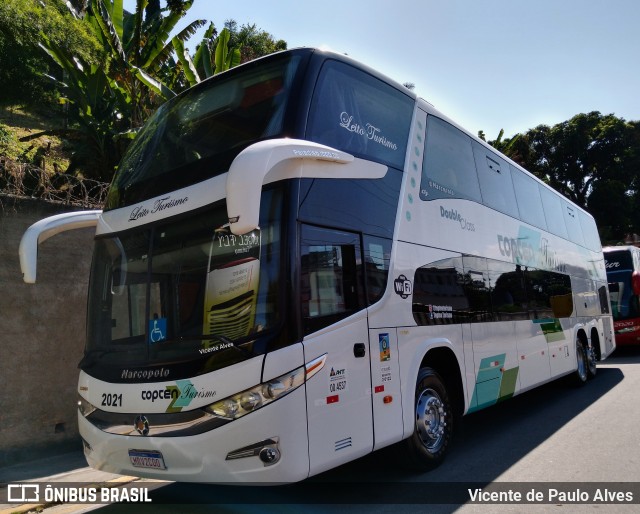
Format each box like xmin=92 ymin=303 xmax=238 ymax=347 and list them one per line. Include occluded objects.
xmin=573 ymin=338 xmax=588 ymax=386
xmin=404 ymin=367 xmax=453 ymax=471
xmin=586 ymin=343 xmax=597 ymax=379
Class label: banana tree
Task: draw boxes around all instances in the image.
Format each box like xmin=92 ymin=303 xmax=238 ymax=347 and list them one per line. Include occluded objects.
xmin=36 ymin=0 xmax=205 ymax=180
xmin=36 ymin=34 xmax=134 ymax=181
xmin=85 ymin=0 xmax=206 ymax=126
xmin=173 ymin=25 xmax=241 ymax=88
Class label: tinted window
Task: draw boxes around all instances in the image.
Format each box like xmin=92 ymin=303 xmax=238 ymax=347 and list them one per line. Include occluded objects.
xmin=563 ymin=203 xmax=585 ymax=246
xmin=298 ymin=168 xmax=402 ymax=239
xmin=472 ymin=142 xmax=519 ymax=218
xmin=363 ymin=236 xmax=392 ymax=305
xmin=511 ymin=165 xmax=547 ymax=230
xmin=462 ymin=256 xmax=493 ymax=322
xmin=539 ymin=187 xmax=569 ymax=239
xmin=578 ymin=210 xmax=600 ymax=251
xmin=527 ymin=269 xmax=573 ymax=319
xmin=606 ymin=250 xmax=639 ymax=321
xmin=300 ymin=225 xmax=365 ymax=335
xmin=413 ymin=257 xmax=467 ymax=325
xmin=107 ymin=54 xmax=302 ymax=209
xmin=307 ymin=60 xmax=413 ymax=170
xmin=605 ymin=250 xmax=633 ymax=270
xmin=420 ymin=116 xmax=482 ymax=202
xmin=598 ymin=284 xmax=610 ymax=315
xmin=488 ymin=261 xmax=529 ymax=321
xmin=413 ymin=256 xmax=574 ymax=325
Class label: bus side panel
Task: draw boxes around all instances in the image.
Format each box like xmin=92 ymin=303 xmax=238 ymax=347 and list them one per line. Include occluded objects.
xmin=467 ymin=321 xmax=520 ymax=412
xmin=368 ymin=328 xmax=403 ymax=450
xmin=547 ymin=318 xmax=575 ymax=378
xmin=514 ymin=319 xmax=551 ymax=392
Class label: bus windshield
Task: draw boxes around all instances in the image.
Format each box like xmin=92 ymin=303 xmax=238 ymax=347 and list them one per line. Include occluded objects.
xmin=606 ymin=250 xmax=640 ymax=321
xmin=86 ymin=189 xmax=283 ymax=371
xmin=105 ymin=52 xmax=303 ymax=210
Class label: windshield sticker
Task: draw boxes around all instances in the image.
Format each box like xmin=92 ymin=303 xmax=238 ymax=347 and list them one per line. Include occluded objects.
xmin=198 ymin=341 xmax=234 ymax=355
xmin=148 ymin=318 xmax=167 ymax=344
xmin=339 ymin=111 xmax=398 ymax=151
xmin=203 ymin=227 xmax=261 ymax=342
xmin=379 ymin=333 xmax=391 ymax=362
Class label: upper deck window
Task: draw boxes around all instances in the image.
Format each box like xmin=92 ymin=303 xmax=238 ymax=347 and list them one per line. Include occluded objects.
xmin=420 ymin=116 xmax=482 ymax=202
xmin=307 ymin=60 xmax=413 ymax=170
xmin=106 ymin=53 xmax=304 ymax=210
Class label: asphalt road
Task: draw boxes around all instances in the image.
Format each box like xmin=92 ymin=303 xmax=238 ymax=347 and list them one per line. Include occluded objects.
xmin=16 ymin=346 xmax=640 ymax=514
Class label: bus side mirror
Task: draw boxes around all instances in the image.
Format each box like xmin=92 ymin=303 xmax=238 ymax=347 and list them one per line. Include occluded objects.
xmin=19 ymin=210 xmax=101 ymax=283
xmin=225 ymin=138 xmax=387 ymax=235
xmin=632 ymin=271 xmax=640 ymax=296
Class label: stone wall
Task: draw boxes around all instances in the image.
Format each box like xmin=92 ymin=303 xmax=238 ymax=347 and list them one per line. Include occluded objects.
xmin=0 ymin=195 xmax=96 ymax=465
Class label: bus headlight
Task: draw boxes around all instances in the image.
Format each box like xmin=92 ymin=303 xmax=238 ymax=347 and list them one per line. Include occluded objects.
xmin=205 ymin=366 xmax=306 ymax=421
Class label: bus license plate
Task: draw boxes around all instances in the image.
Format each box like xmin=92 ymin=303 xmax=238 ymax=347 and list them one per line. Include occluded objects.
xmin=128 ymin=449 xmax=166 ymax=470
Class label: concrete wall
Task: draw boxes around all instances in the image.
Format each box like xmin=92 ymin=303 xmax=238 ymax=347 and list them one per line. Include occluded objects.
xmin=0 ymin=195 xmax=96 ymax=465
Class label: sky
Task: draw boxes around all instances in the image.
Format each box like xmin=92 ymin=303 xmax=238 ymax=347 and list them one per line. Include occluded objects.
xmin=125 ymin=0 xmax=640 ymax=139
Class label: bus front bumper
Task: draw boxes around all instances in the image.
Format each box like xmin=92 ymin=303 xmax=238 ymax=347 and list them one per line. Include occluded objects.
xmin=78 ymin=386 xmax=309 ymax=483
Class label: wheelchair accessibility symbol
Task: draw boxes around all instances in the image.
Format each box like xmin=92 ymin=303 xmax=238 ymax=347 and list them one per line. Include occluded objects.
xmin=149 ymin=318 xmax=167 ymax=343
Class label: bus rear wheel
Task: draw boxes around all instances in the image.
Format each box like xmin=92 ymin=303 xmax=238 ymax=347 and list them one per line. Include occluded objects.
xmin=404 ymin=367 xmax=453 ymax=470
xmin=573 ymin=339 xmax=588 ymax=386
xmin=586 ymin=343 xmax=597 ymax=379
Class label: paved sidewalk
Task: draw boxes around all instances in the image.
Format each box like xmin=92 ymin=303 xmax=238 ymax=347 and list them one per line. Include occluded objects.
xmin=0 ymin=450 xmax=143 ymax=514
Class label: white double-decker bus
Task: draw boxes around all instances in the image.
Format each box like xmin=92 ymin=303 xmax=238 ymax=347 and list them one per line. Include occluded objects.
xmin=20 ymin=48 xmax=615 ymax=483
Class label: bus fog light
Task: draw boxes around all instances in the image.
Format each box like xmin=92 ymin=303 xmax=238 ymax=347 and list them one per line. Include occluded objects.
xmin=226 ymin=438 xmax=280 ymax=467
xmin=259 ymin=446 xmax=280 ymax=465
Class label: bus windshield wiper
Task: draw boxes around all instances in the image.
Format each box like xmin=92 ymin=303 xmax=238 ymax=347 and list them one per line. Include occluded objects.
xmin=79 ymin=350 xmax=107 ymax=368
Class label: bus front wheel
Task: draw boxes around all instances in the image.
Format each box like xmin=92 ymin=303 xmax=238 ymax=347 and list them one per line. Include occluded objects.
xmin=404 ymin=367 xmax=453 ymax=470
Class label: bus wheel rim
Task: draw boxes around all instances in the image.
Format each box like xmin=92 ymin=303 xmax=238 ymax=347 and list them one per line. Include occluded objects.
xmin=416 ymin=388 xmax=446 ymax=451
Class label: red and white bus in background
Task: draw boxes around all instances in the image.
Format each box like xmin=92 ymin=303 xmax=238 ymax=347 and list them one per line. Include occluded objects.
xmin=604 ymin=246 xmax=640 ymax=345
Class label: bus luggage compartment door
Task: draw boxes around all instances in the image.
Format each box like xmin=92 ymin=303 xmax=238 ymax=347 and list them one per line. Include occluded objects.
xmin=303 ymin=314 xmax=373 ymax=476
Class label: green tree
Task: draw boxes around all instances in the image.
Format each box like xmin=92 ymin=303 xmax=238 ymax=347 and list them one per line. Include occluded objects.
xmin=173 ymin=25 xmax=241 ymax=88
xmin=504 ymin=112 xmax=634 ymax=208
xmin=85 ymin=0 xmax=207 ymax=126
xmin=0 ymin=0 xmax=101 ymax=105
xmin=36 ymin=0 xmax=207 ymax=179
xmin=224 ymin=20 xmax=287 ymax=64
xmin=492 ymin=112 xmax=640 ymax=243
xmin=586 ymin=179 xmax=632 ymax=243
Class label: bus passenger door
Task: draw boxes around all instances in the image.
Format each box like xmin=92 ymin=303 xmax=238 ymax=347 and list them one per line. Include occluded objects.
xmin=299 ymin=224 xmax=374 ymax=476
